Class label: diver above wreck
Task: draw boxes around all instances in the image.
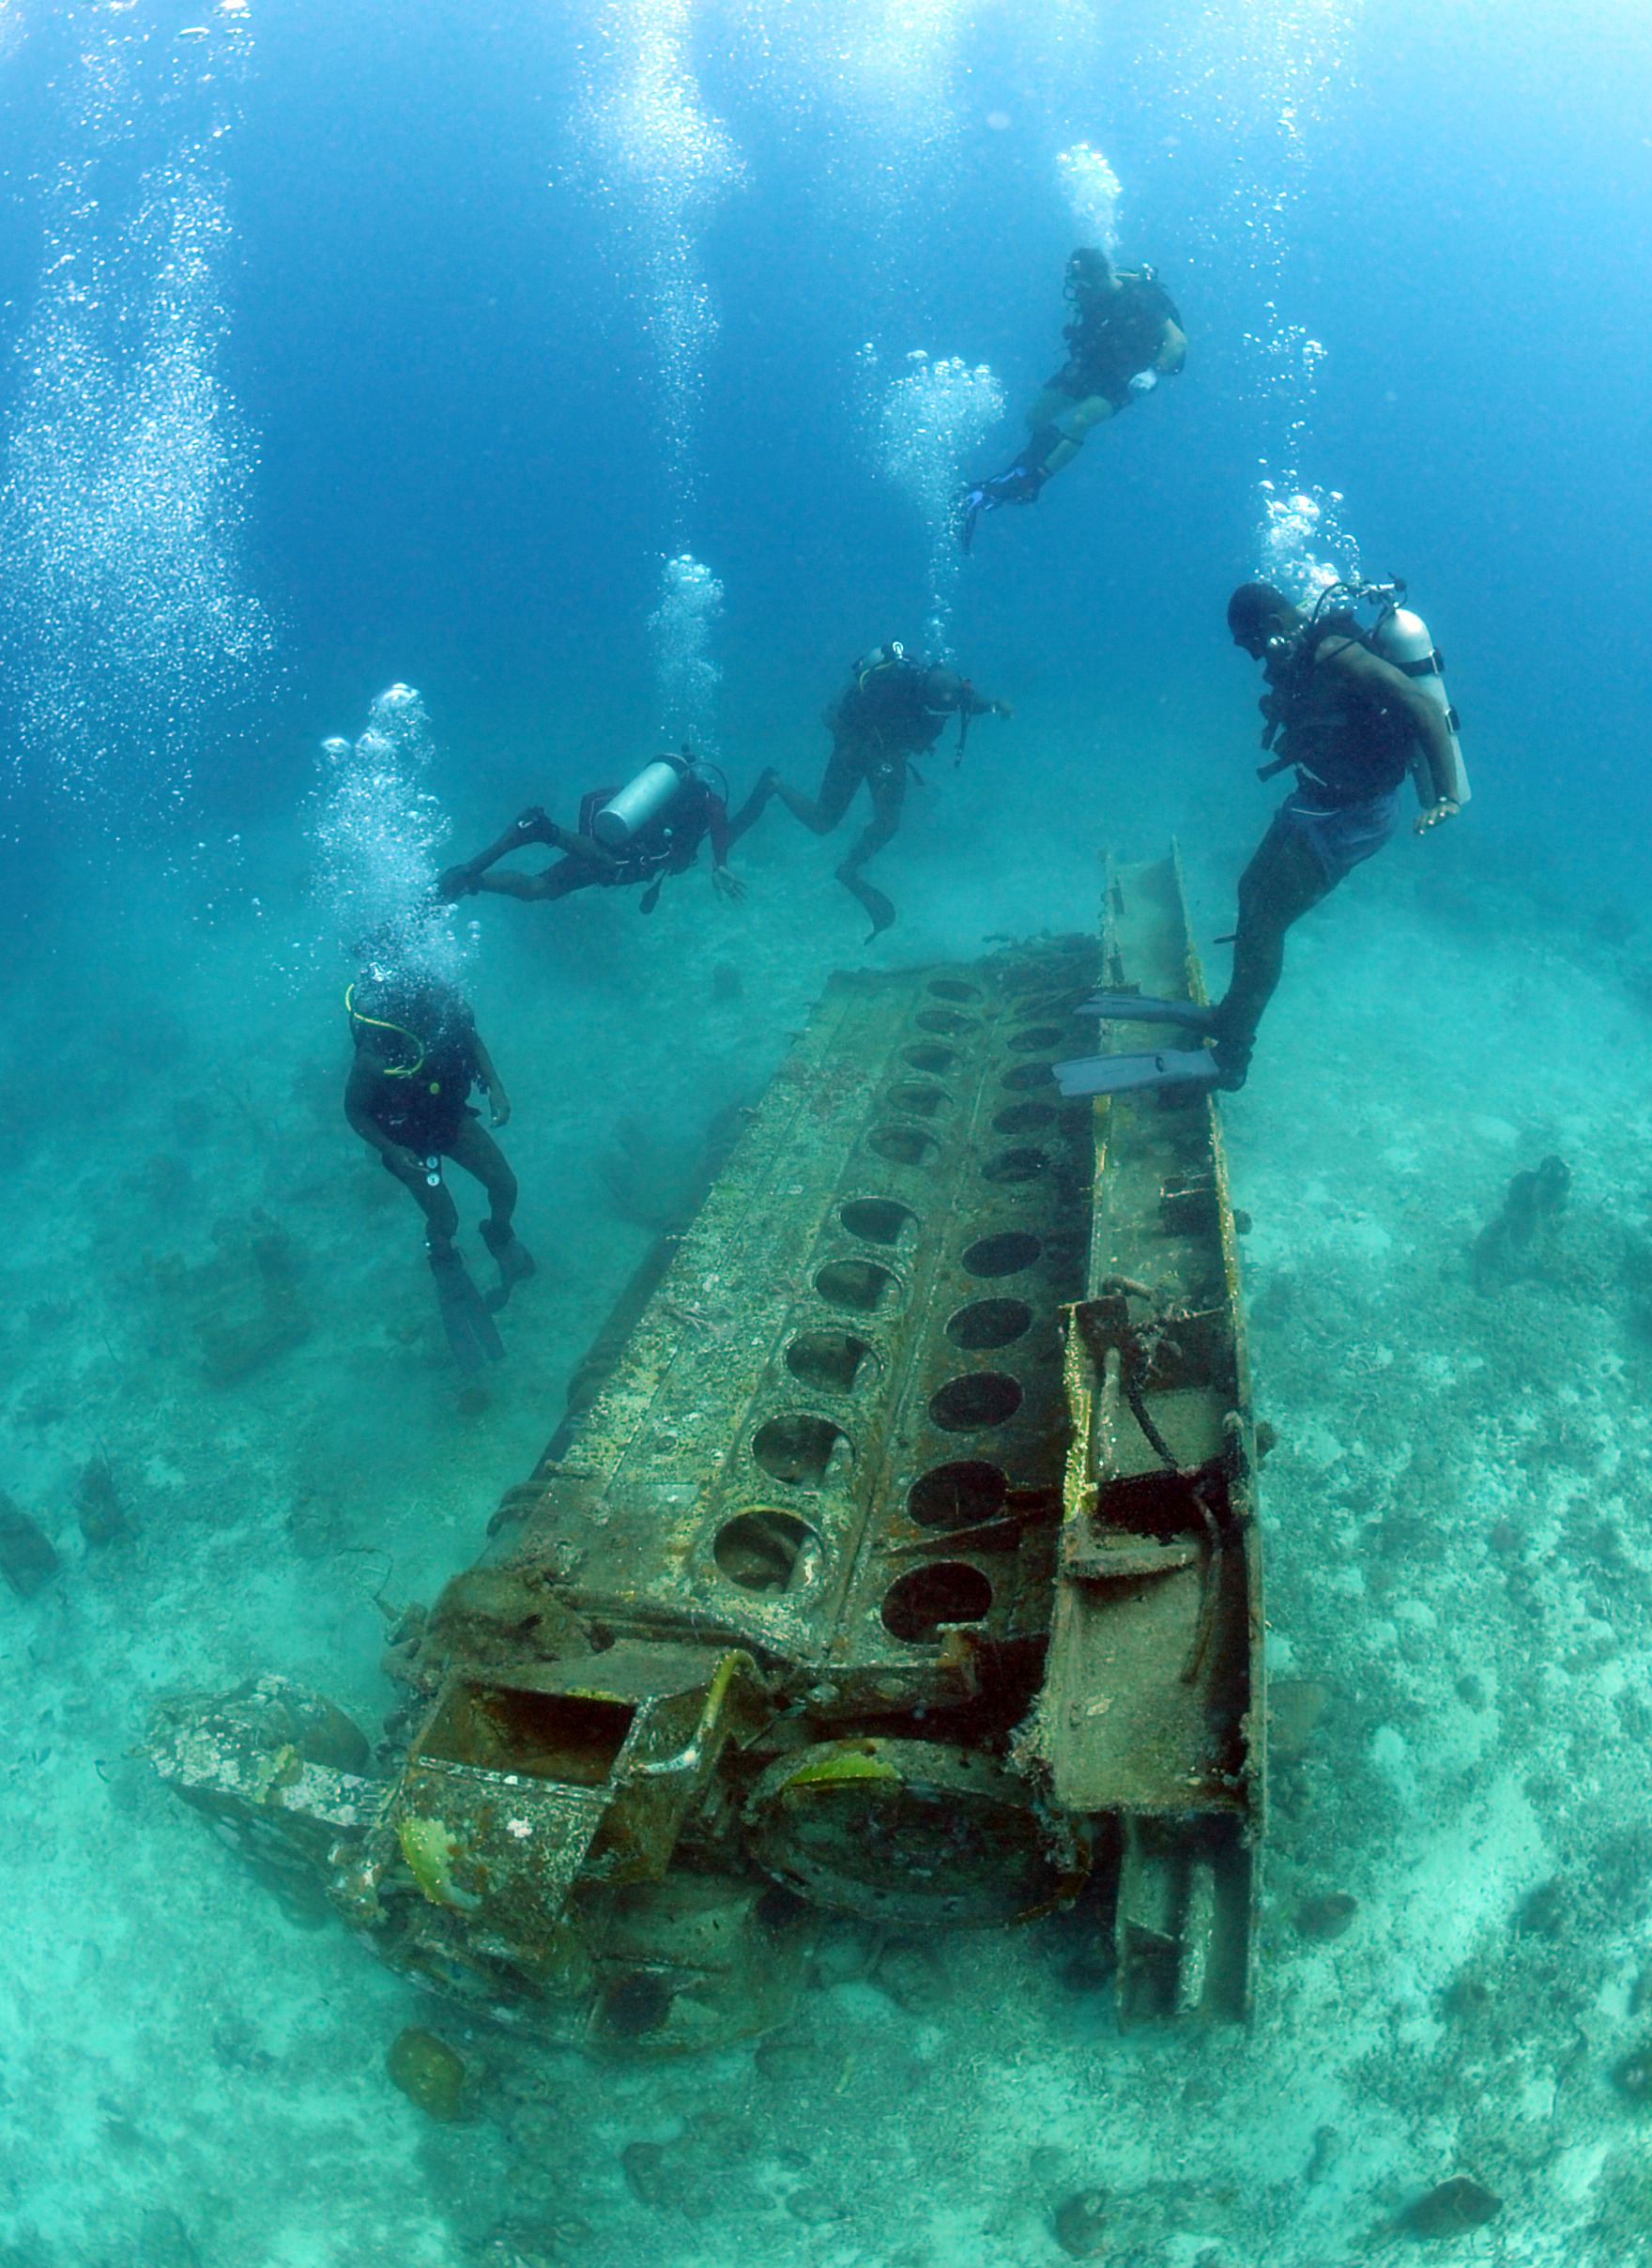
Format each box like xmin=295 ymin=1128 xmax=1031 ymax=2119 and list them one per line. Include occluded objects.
xmin=439 ymin=748 xmax=746 ymax=915
xmin=344 ymin=960 xmax=535 ymax=1374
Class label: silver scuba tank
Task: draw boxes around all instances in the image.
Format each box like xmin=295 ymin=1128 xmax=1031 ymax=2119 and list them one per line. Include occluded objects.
xmin=1369 ymin=605 xmax=1471 ymax=807
xmin=591 ymin=754 xmax=688 ymax=848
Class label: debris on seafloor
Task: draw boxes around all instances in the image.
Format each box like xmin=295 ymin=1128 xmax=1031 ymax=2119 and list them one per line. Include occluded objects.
xmin=78 ymin=1454 xmax=133 ymax=1545
xmin=1053 ymin=2188 xmax=1110 ymax=2259
xmin=1473 ymin=1155 xmax=1571 ymax=1293
xmin=1293 ymin=1893 xmax=1358 ymax=1941
xmin=385 ymin=2025 xmax=467 ymax=2121
xmin=0 ymin=1491 xmax=61 ymax=1596
xmin=1611 ymin=2040 xmax=1652 ymax=2102
xmin=1398 ymin=2174 xmax=1503 ymax=2238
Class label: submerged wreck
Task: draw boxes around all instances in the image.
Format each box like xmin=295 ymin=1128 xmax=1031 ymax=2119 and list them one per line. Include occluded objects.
xmin=148 ymin=854 xmax=1265 ymax=2053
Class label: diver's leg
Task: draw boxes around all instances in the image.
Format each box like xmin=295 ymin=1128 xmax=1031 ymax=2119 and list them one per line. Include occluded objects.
xmin=473 ymin=858 xmax=596 ymax=902
xmin=1209 ymin=816 xmax=1334 ymax=1085
xmin=772 ymin=740 xmax=864 ymax=836
xmin=381 ymin=1149 xmax=462 ymax=1258
xmin=1035 ymin=393 xmax=1116 ymax=482
xmin=441 ymin=810 xmax=612 ymax=899
xmin=445 ymin=1118 xmax=518 ymax=1229
xmin=725 ymin=772 xmax=778 ymax=846
xmin=448 ymin=1119 xmax=535 ymax=1309
xmin=834 ymin=767 xmax=907 ymax=938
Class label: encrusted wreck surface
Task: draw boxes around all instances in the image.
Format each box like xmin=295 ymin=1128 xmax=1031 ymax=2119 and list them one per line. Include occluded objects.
xmin=148 ymin=854 xmax=1263 ymax=2053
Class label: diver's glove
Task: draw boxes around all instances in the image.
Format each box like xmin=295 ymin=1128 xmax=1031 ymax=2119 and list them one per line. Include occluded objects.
xmin=1127 ymin=368 xmax=1158 ymax=395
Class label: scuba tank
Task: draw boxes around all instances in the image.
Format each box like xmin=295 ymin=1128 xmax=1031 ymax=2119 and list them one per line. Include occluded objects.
xmin=1309 ymin=579 xmax=1471 ymax=808
xmin=592 ymin=752 xmax=690 ymax=848
xmin=1368 ymin=597 xmax=1470 ymax=808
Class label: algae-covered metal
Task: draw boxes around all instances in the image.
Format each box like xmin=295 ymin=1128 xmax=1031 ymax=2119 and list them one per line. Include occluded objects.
xmin=148 ymin=858 xmax=1262 ymax=2050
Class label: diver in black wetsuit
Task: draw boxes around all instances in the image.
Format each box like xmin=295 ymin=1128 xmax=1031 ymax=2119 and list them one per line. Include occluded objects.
xmin=343 ymin=967 xmax=533 ymax=1374
xmin=727 ymin=645 xmax=1011 ymax=939
xmin=1209 ymin=582 xmax=1461 ymax=1087
xmin=961 ymin=247 xmax=1185 ymax=548
xmin=440 ymin=750 xmax=745 ymax=915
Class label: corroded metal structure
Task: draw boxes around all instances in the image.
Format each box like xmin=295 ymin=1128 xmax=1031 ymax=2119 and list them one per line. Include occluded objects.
xmin=148 ymin=855 xmax=1264 ymax=2052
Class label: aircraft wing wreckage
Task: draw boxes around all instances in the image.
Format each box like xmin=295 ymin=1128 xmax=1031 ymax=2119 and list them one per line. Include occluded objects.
xmin=149 ymin=853 xmax=1265 ymax=2054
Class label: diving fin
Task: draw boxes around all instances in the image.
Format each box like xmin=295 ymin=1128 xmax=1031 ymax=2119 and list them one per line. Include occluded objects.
xmin=1078 ymin=991 xmax=1216 ymax=1034
xmin=1053 ymin=1048 xmax=1220 ymax=1098
xmin=840 ymin=868 xmax=896 ymax=942
xmin=430 ymin=1250 xmax=506 ymax=1374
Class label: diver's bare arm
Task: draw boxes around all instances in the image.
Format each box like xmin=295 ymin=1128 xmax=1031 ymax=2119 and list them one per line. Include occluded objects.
xmin=1155 ymin=318 xmax=1187 ymax=375
xmin=472 ymin=1035 xmax=512 ymax=1127
xmin=1325 ymin=641 xmax=1460 ymax=829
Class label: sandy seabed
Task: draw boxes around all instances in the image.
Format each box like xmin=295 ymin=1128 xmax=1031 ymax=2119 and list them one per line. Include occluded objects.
xmin=6 ymin=728 xmax=1652 ymax=2268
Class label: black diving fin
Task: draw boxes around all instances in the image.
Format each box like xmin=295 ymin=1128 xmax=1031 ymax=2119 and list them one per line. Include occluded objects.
xmin=1053 ymin=1047 xmax=1221 ymax=1099
xmin=1078 ymin=991 xmax=1216 ymax=1034
xmin=840 ymin=869 xmax=896 ymax=942
xmin=430 ymin=1250 xmax=506 ymax=1374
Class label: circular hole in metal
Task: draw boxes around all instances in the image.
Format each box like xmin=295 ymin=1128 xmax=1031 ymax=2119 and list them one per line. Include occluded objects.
xmin=915 ymin=1008 xmax=974 ymax=1035
xmin=982 ymin=1145 xmax=1050 ymax=1185
xmin=930 ymin=1372 xmax=1023 ymax=1431
xmin=962 ymin=1232 xmax=1041 ymax=1278
xmin=1008 ymin=1025 xmax=1065 ymax=1052
xmin=927 ymin=979 xmax=981 ymax=1003
xmin=903 ymin=1044 xmax=958 ymax=1076
xmin=886 ymin=1082 xmax=949 ymax=1119
xmin=908 ymin=1461 xmax=1008 ymax=1530
xmin=868 ymin=1125 xmax=937 ymax=1167
xmin=993 ymin=1102 xmax=1058 ymax=1134
xmin=946 ymin=1297 xmax=1033 ymax=1351
xmin=786 ymin=1331 xmax=875 ymax=1393
xmin=881 ymin=1562 xmax=995 ymax=1644
xmin=1001 ymin=1062 xmax=1056 ymax=1093
xmin=816 ymin=1259 xmax=897 ymax=1313
xmin=752 ymin=1416 xmax=850 ymax=1488
xmin=714 ymin=1509 xmax=823 ymax=1594
xmin=838 ymin=1199 xmax=915 ymax=1247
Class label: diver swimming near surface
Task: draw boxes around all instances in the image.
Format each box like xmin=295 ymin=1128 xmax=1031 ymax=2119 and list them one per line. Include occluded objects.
xmin=439 ymin=748 xmax=746 ymax=912
xmin=960 ymin=246 xmax=1185 ymax=550
xmin=1060 ymin=578 xmax=1468 ymax=1098
xmin=343 ymin=964 xmax=534 ymax=1375
xmin=726 ymin=644 xmax=1011 ymax=940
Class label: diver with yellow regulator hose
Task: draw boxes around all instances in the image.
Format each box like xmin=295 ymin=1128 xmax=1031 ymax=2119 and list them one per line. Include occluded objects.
xmin=343 ymin=965 xmax=534 ymax=1374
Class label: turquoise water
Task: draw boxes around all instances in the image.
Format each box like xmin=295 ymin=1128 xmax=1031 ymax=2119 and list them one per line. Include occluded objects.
xmin=5 ymin=2 xmax=1652 ymax=2262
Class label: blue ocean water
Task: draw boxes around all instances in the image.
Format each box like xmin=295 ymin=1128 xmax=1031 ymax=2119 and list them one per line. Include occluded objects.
xmin=3 ymin=3 xmax=1652 ymax=2262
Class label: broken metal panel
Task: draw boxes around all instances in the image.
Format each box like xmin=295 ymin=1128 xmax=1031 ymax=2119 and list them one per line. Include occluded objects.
xmin=490 ymin=950 xmax=1099 ymax=1713
xmin=1042 ymin=852 xmax=1264 ymax=2016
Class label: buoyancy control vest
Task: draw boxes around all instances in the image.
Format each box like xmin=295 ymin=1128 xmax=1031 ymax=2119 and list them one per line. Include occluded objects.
xmin=347 ymin=974 xmax=481 ymax=1147
xmin=1058 ymin=268 xmax=1181 ymax=400
xmin=1261 ymin=613 xmax=1419 ymax=805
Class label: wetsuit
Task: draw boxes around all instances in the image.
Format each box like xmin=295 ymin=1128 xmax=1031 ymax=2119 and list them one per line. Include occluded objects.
xmin=447 ymin=772 xmax=733 ymax=913
xmin=1046 ymin=269 xmax=1184 ymax=413
xmin=1213 ymin=620 xmax=1419 ymax=1082
xmin=344 ymin=980 xmax=517 ymax=1251
xmin=734 ymin=660 xmax=994 ymax=935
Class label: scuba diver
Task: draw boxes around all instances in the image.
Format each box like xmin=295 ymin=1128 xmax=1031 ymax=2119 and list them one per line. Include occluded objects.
xmin=343 ymin=964 xmax=534 ymax=1375
xmin=1061 ymin=579 xmax=1468 ymax=1097
xmin=439 ymin=747 xmax=746 ymax=912
xmin=960 ymin=246 xmax=1185 ymax=550
xmin=727 ymin=644 xmax=1012 ymax=940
